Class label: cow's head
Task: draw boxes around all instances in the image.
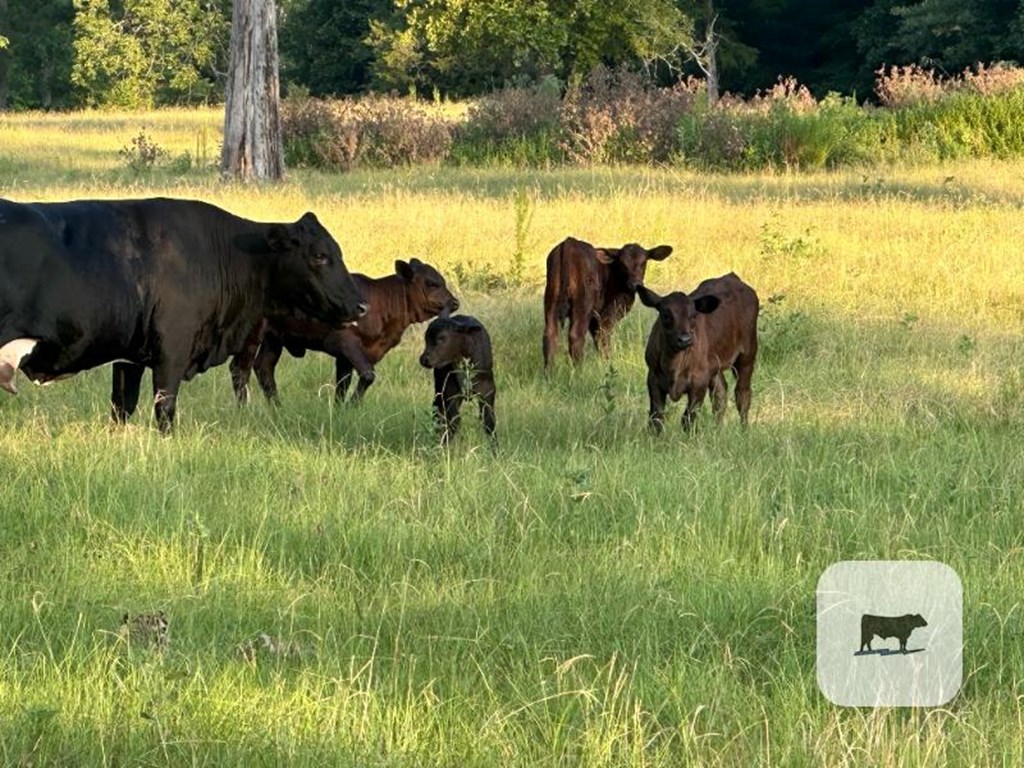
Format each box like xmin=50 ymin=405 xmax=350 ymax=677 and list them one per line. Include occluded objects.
xmin=595 ymin=243 xmax=672 ymax=291
xmin=258 ymin=212 xmax=367 ymax=324
xmin=419 ymin=316 xmax=482 ymax=369
xmin=637 ymin=284 xmax=720 ymax=352
xmin=911 ymin=614 xmax=928 ymax=628
xmin=396 ymin=258 xmax=459 ymax=320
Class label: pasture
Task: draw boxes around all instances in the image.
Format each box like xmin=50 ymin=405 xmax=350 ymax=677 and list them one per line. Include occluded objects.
xmin=0 ymin=109 xmax=1023 ymax=766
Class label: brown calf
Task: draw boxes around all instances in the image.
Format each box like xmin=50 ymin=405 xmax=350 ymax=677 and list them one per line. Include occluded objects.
xmin=231 ymin=258 xmax=458 ymax=403
xmin=637 ymin=273 xmax=758 ymax=434
xmin=419 ymin=315 xmax=496 ymax=445
xmin=542 ymin=237 xmax=672 ymax=370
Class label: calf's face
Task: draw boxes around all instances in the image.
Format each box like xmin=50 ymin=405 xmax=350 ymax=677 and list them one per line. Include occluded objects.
xmin=637 ymin=284 xmax=720 ymax=351
xmin=397 ymin=258 xmax=459 ymax=317
xmin=265 ymin=212 xmax=367 ymax=324
xmin=596 ymin=243 xmax=673 ymax=291
xmin=419 ymin=320 xmax=482 ymax=368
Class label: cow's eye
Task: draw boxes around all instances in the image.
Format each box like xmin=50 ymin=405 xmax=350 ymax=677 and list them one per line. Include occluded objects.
xmin=311 ymin=254 xmax=330 ymax=266
xmin=660 ymin=312 xmax=673 ymax=327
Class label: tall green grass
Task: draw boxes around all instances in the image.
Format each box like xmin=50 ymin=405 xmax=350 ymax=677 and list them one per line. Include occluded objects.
xmin=0 ymin=111 xmax=1023 ymax=765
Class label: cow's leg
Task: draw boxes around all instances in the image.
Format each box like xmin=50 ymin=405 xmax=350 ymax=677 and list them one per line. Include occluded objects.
xmin=543 ymin=313 xmax=560 ymax=372
xmin=711 ymin=372 xmax=728 ymax=424
xmin=253 ymin=335 xmax=284 ymax=404
xmin=591 ymin=315 xmax=614 ymax=358
xmin=324 ymin=330 xmax=372 ymax=402
xmin=647 ymin=374 xmax=667 ymax=435
xmin=110 ymin=362 xmax=144 ymax=424
xmin=567 ymin=309 xmax=590 ymax=365
xmin=733 ymin=355 xmax=755 ymax=427
xmin=152 ymin=364 xmax=184 ymax=434
xmin=229 ymin=321 xmax=266 ymax=405
xmin=682 ymin=385 xmax=709 ymax=432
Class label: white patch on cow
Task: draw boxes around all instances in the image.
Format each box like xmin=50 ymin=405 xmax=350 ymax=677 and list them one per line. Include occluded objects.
xmin=0 ymin=338 xmax=39 ymax=395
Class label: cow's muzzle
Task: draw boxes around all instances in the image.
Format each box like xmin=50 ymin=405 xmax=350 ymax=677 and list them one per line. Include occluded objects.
xmin=675 ymin=334 xmax=693 ymax=350
xmin=419 ymin=353 xmax=434 ymax=368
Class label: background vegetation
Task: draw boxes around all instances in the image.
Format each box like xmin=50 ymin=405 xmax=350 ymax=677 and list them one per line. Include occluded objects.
xmin=0 ymin=110 xmax=1022 ymax=765
xmin=5 ymin=0 xmax=1024 ymax=110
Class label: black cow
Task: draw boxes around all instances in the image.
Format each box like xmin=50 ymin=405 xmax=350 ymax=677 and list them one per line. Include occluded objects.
xmin=860 ymin=613 xmax=928 ymax=654
xmin=0 ymin=197 xmax=366 ymax=431
xmin=419 ymin=315 xmax=496 ymax=445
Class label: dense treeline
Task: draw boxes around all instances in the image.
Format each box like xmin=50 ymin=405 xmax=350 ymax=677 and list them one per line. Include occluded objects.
xmin=2 ymin=0 xmax=1024 ymax=110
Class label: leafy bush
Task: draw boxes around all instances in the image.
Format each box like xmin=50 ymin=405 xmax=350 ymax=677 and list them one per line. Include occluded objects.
xmin=452 ymin=78 xmax=565 ymax=166
xmin=282 ymin=62 xmax=1024 ymax=172
xmin=118 ymin=129 xmax=166 ymax=172
xmin=560 ymin=66 xmax=702 ymax=164
xmin=281 ymin=95 xmax=454 ymax=171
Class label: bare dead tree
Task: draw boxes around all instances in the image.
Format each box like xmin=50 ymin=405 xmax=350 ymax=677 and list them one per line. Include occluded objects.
xmin=221 ymin=0 xmax=284 ymax=180
xmin=684 ymin=4 xmax=720 ymax=105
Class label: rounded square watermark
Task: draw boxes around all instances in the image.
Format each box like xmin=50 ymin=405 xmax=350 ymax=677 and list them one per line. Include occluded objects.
xmin=816 ymin=560 xmax=963 ymax=707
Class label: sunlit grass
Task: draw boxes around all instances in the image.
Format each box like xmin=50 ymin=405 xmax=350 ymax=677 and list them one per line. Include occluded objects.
xmin=0 ymin=110 xmax=1022 ymax=765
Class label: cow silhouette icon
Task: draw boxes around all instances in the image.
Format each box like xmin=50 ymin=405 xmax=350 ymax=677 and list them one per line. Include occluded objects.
xmin=858 ymin=613 xmax=928 ymax=655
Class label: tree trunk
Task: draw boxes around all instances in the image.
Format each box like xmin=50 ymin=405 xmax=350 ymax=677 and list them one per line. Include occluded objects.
xmin=0 ymin=0 xmax=9 ymax=111
xmin=704 ymin=0 xmax=719 ymax=106
xmin=221 ymin=0 xmax=284 ymax=181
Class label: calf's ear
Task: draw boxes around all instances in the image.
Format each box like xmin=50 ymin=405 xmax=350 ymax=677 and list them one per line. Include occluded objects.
xmin=594 ymin=248 xmax=618 ymax=265
xmin=395 ymin=259 xmax=415 ymax=280
xmin=694 ymin=295 xmax=721 ymax=314
xmin=636 ymin=284 xmax=661 ymax=308
xmin=647 ymin=245 xmax=673 ymax=261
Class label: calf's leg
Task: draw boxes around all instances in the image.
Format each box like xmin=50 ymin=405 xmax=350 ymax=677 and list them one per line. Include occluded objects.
xmin=733 ymin=355 xmax=755 ymax=426
xmin=682 ymin=385 xmax=709 ymax=432
xmin=474 ymin=374 xmax=497 ymax=442
xmin=711 ymin=372 xmax=728 ymax=424
xmin=325 ymin=330 xmax=374 ymax=402
xmin=433 ymin=366 xmax=463 ymax=445
xmin=647 ymin=374 xmax=668 ymax=435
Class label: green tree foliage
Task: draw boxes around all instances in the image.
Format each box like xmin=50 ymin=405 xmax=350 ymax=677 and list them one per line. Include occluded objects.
xmin=2 ymin=0 xmax=75 ymax=110
xmin=367 ymin=0 xmax=691 ymax=96
xmin=856 ymin=0 xmax=1022 ymax=88
xmin=71 ymin=0 xmax=229 ymax=108
xmin=279 ymin=0 xmax=389 ymax=95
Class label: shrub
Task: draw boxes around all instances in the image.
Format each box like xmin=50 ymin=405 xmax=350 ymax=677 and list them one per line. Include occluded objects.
xmin=560 ymin=66 xmax=702 ymax=164
xmin=281 ymin=95 xmax=454 ymax=171
xmin=452 ymin=78 xmax=565 ymax=166
xmin=118 ymin=129 xmax=166 ymax=172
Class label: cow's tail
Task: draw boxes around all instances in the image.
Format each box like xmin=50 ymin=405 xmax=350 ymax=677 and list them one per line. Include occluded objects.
xmin=546 ymin=242 xmax=570 ymax=325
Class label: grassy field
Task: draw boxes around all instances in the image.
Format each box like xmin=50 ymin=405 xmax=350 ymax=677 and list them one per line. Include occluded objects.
xmin=0 ymin=109 xmax=1023 ymax=766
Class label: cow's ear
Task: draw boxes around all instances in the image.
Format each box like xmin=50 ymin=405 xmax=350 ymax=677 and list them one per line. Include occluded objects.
xmin=395 ymin=259 xmax=415 ymax=280
xmin=636 ymin=284 xmax=661 ymax=308
xmin=409 ymin=257 xmax=424 ymax=269
xmin=266 ymin=224 xmax=295 ymax=252
xmin=647 ymin=245 xmax=673 ymax=261
xmin=594 ymin=248 xmax=617 ymax=265
xmin=694 ymin=295 xmax=721 ymax=314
